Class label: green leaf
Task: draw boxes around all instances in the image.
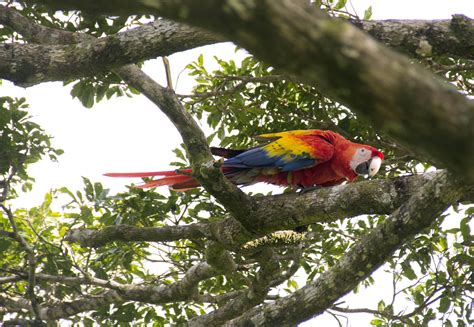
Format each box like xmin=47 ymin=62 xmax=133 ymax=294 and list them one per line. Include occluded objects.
xmin=460 ymin=217 xmax=471 ymax=242
xmin=334 ymin=0 xmax=347 ymax=10
xmin=377 ymin=300 xmax=385 ymax=312
xmin=95 ymin=84 xmax=108 ymax=102
xmin=0 ymin=238 xmax=11 ymax=251
xmin=370 ymin=319 xmax=383 ymax=325
xmin=364 ymin=6 xmax=373 ymax=20
xmin=402 ymin=263 xmax=417 ymax=280
xmin=339 ymin=116 xmax=351 ymax=131
xmin=438 ymin=297 xmax=451 ymax=313
xmin=433 ymin=236 xmax=448 ymax=252
xmin=465 ymin=206 xmax=474 ymax=215
xmin=82 ymin=86 xmax=95 ymax=108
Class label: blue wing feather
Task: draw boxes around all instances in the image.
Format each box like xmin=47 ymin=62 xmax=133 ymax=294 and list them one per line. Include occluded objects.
xmin=280 ymin=159 xmax=316 ymax=172
xmin=223 ymin=148 xmax=274 ymax=167
xmin=223 ymin=147 xmax=316 ymax=171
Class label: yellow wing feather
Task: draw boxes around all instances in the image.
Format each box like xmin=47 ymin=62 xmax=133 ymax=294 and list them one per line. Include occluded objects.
xmin=258 ymin=130 xmax=317 ymax=160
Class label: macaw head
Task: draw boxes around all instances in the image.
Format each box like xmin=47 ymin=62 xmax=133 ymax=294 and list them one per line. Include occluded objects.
xmin=349 ymin=145 xmax=384 ymax=178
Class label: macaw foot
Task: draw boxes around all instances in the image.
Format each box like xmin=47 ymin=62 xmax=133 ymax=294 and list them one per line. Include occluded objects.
xmin=298 ymin=185 xmax=321 ymax=195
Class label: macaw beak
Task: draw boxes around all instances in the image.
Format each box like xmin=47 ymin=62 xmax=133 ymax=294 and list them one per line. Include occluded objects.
xmin=368 ymin=156 xmax=382 ymax=177
xmin=355 ymin=156 xmax=382 ymax=177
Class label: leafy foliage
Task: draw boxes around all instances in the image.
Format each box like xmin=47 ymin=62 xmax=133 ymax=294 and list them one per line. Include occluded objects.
xmin=0 ymin=97 xmax=63 ymax=195
xmin=67 ymin=72 xmax=141 ymax=109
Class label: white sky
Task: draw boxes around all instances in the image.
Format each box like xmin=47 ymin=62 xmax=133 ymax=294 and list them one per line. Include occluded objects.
xmin=1 ymin=1 xmax=473 ymax=326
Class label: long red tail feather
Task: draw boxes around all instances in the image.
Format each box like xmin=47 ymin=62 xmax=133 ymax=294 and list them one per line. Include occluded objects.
xmin=104 ymin=169 xmax=196 ymax=190
xmin=104 ymin=169 xmax=192 ymax=178
xmin=169 ymin=179 xmax=200 ymax=191
xmin=134 ymin=175 xmax=195 ymax=189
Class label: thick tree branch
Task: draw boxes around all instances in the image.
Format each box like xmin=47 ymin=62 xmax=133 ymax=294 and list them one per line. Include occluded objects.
xmin=0 ymin=276 xmax=22 ymax=284
xmin=0 ymin=296 xmax=31 ymax=312
xmin=66 ymin=171 xmax=472 ymax=249
xmin=36 ymin=290 xmax=123 ymax=321
xmin=205 ymin=240 xmax=237 ymax=273
xmin=353 ymin=15 xmax=474 ymax=60
xmin=1 ymin=262 xmax=220 ymax=320
xmin=0 ymin=5 xmax=222 ymax=86
xmin=115 ymin=262 xmax=218 ymax=304
xmin=5 ymin=4 xmax=474 ymax=86
xmin=65 ymin=223 xmax=207 ymax=246
xmin=190 ymin=247 xmax=301 ymax=326
xmin=0 ymin=5 xmax=91 ymax=44
xmin=24 ymin=1 xmax=474 ymax=61
xmin=228 ymin=170 xmax=467 ymax=325
xmin=24 ymin=0 xmax=474 ymax=182
xmin=189 ymin=249 xmax=278 ymax=326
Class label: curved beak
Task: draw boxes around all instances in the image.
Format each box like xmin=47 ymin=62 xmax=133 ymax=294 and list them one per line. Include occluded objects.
xmin=355 ymin=156 xmax=382 ymax=177
xmin=368 ymin=156 xmax=382 ymax=177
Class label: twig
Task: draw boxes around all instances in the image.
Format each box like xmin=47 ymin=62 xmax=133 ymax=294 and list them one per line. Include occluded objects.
xmin=176 ymin=74 xmax=286 ymax=99
xmin=330 ymin=306 xmax=407 ymax=323
xmin=162 ymin=56 xmax=173 ymax=90
xmin=434 ymin=61 xmax=474 ymax=74
xmin=331 ymin=284 xmax=448 ymax=324
xmin=326 ymin=310 xmax=345 ymax=327
xmin=0 ymin=275 xmax=22 ymax=284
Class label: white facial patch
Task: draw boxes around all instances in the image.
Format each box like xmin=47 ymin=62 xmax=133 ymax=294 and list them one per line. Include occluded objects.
xmin=349 ymin=148 xmax=372 ymax=172
xmin=368 ymin=156 xmax=382 ymax=177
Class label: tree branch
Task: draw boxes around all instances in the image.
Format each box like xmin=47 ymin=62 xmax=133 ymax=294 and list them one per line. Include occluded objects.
xmin=23 ymin=1 xmax=474 ymax=61
xmin=36 ymin=290 xmax=124 ymax=320
xmin=0 ymin=262 xmax=219 ymax=320
xmin=65 ymin=223 xmax=208 ymax=247
xmin=190 ymin=247 xmax=300 ymax=326
xmin=353 ymin=15 xmax=474 ymax=60
xmin=67 ymin=170 xmax=472 ymax=249
xmin=0 ymin=276 xmax=22 ymax=284
xmin=0 ymin=5 xmax=222 ymax=86
xmin=330 ymin=281 xmax=448 ymax=324
xmin=0 ymin=5 xmax=92 ymax=44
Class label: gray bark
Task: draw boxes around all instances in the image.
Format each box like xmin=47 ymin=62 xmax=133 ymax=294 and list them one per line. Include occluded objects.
xmin=66 ymin=170 xmax=474 ymax=249
xmin=353 ymin=15 xmax=474 ymax=59
xmin=0 ymin=6 xmax=222 ymax=86
xmin=3 ymin=263 xmax=218 ymax=320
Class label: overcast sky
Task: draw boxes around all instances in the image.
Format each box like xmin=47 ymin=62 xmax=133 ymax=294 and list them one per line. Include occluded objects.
xmin=0 ymin=1 xmax=473 ymax=325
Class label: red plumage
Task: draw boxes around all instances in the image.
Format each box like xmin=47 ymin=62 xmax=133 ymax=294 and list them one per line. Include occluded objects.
xmin=105 ymin=130 xmax=384 ymax=191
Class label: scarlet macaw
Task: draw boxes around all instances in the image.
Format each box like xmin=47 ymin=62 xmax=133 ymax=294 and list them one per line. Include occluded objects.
xmin=105 ymin=130 xmax=384 ymax=191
